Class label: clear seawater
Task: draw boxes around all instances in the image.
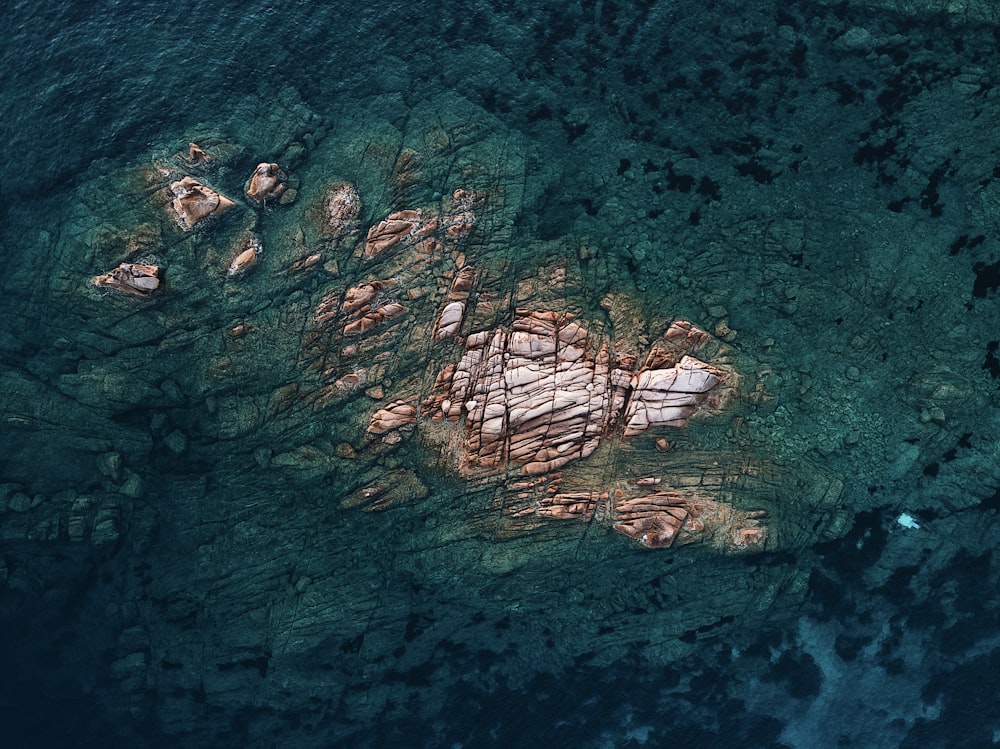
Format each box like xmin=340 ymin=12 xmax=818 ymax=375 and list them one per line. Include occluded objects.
xmin=3 ymin=0 xmax=1000 ymax=747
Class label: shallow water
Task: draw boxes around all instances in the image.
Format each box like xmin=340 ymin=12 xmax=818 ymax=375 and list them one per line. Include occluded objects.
xmin=2 ymin=1 xmax=1000 ymax=747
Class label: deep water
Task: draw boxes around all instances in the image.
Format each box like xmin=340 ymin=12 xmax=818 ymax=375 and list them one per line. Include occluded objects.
xmin=3 ymin=1 xmax=1000 ymax=747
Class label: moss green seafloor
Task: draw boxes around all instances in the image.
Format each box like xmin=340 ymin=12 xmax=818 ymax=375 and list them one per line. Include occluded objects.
xmin=2 ymin=0 xmax=1000 ymax=745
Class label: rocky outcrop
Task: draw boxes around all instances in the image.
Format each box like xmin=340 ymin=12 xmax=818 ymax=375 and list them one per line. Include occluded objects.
xmin=362 ymin=210 xmax=438 ymax=258
xmin=419 ymin=309 xmax=726 ymax=478
xmin=323 ymin=182 xmax=361 ymax=234
xmin=5 ymin=102 xmax=882 ymax=747
xmin=91 ymin=263 xmax=162 ymax=296
xmin=368 ymin=401 xmax=417 ymax=435
xmin=227 ymin=233 xmax=261 ymax=277
xmin=244 ymin=162 xmax=287 ymax=204
xmin=169 ymin=176 xmax=235 ymax=229
xmin=300 ymin=187 xmax=774 ymax=553
xmin=426 ymin=310 xmax=613 ymax=476
xmin=622 ymin=356 xmax=722 ymax=436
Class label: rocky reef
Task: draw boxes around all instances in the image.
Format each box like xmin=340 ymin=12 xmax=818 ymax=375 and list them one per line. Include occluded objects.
xmin=21 ymin=97 xmax=846 ymax=727
xmin=3 ymin=25 xmax=998 ymax=740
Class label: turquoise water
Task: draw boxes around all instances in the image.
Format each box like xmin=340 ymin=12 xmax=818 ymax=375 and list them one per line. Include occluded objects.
xmin=3 ymin=1 xmax=1000 ymax=747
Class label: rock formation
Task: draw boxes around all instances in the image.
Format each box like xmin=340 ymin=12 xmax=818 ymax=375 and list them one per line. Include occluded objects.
xmin=367 ymin=401 xmax=418 ymax=435
xmin=323 ymin=182 xmax=361 ymax=233
xmin=414 ymin=310 xmax=727 ymax=480
xmin=168 ymin=176 xmax=235 ymax=229
xmin=300 ymin=185 xmax=775 ymax=554
xmin=227 ymin=233 xmax=261 ymax=277
xmin=244 ymin=162 xmax=287 ymax=204
xmin=91 ymin=262 xmax=162 ymax=296
xmin=362 ymin=210 xmax=438 ymax=258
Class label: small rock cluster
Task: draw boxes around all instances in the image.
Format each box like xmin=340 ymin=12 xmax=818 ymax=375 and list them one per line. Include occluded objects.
xmin=90 ymin=144 xmax=295 ymax=296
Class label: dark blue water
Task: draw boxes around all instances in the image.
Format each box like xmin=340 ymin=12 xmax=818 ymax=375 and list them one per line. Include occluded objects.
xmin=3 ymin=1 xmax=1000 ymax=747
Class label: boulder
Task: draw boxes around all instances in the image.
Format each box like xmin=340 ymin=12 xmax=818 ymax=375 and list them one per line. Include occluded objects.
xmin=367 ymin=401 xmax=417 ymax=434
xmin=169 ymin=177 xmax=235 ymax=229
xmin=363 ymin=210 xmax=437 ymax=258
xmin=227 ymin=233 xmax=261 ymax=277
xmin=91 ymin=263 xmax=162 ymax=297
xmin=244 ymin=162 xmax=287 ymax=204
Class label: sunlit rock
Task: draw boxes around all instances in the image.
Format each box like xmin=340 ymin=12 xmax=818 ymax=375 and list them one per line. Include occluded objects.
xmin=169 ymin=176 xmax=235 ymax=229
xmin=91 ymin=263 xmax=162 ymax=297
xmin=245 ymin=162 xmax=287 ymax=204
xmin=417 ymin=309 xmax=724 ymax=479
xmin=622 ymin=356 xmax=723 ymax=436
xmin=227 ymin=233 xmax=261 ymax=277
xmin=368 ymin=401 xmax=417 ymax=434
xmin=362 ymin=210 xmax=438 ymax=258
xmin=434 ymin=300 xmax=465 ymax=339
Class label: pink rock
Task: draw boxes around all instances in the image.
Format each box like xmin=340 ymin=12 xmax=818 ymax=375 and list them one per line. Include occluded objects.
xmin=368 ymin=401 xmax=417 ymax=435
xmin=227 ymin=234 xmax=261 ymax=277
xmin=324 ymin=182 xmax=361 ymax=231
xmin=245 ymin=162 xmax=287 ymax=204
xmin=622 ymin=356 xmax=723 ymax=436
xmin=169 ymin=177 xmax=235 ymax=230
xmin=434 ymin=301 xmax=465 ymax=340
xmin=92 ymin=263 xmax=162 ymax=297
xmin=415 ymin=311 xmax=726 ymax=478
xmin=363 ymin=211 xmax=437 ymax=258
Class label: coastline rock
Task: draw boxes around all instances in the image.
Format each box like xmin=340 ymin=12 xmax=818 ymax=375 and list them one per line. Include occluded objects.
xmin=321 ymin=182 xmax=362 ymax=238
xmin=169 ymin=176 xmax=235 ymax=229
xmin=244 ymin=162 xmax=287 ymax=204
xmin=227 ymin=233 xmax=262 ymax=277
xmin=418 ymin=309 xmax=725 ymax=479
xmin=91 ymin=263 xmax=162 ymax=296
xmin=362 ymin=210 xmax=438 ymax=258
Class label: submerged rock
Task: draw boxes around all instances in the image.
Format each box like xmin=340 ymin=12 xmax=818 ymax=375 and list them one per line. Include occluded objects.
xmin=322 ymin=181 xmax=362 ymax=236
